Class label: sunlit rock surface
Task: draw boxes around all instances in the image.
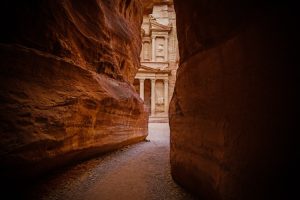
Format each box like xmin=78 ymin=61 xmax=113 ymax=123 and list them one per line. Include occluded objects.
xmin=0 ymin=0 xmax=148 ymax=180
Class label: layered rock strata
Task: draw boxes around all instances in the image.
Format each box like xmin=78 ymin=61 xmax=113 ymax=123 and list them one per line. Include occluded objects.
xmin=0 ymin=0 xmax=148 ymax=180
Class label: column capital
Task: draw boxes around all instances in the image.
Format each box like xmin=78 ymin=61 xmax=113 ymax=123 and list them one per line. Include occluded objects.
xmin=163 ymin=79 xmax=168 ymax=83
xmin=139 ymin=78 xmax=145 ymax=82
xmin=151 ymin=78 xmax=156 ymax=83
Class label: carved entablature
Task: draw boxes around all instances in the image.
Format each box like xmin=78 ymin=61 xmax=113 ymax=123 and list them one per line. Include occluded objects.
xmin=154 ymin=32 xmax=169 ymax=36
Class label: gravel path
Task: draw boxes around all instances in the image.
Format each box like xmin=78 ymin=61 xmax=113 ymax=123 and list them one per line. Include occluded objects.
xmin=27 ymin=123 xmax=195 ymax=200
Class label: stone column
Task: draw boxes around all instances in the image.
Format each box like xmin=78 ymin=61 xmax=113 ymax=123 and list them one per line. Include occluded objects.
xmin=144 ymin=43 xmax=150 ymax=61
xmin=141 ymin=42 xmax=144 ymax=61
xmin=139 ymin=78 xmax=145 ymax=101
xmin=151 ymin=79 xmax=156 ymax=116
xmin=164 ymin=79 xmax=169 ymax=114
xmin=164 ymin=36 xmax=168 ymax=62
xmin=152 ymin=36 xmax=156 ymax=62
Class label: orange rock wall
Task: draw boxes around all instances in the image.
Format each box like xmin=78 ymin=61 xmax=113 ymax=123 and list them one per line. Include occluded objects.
xmin=170 ymin=0 xmax=297 ymax=199
xmin=0 ymin=0 xmax=148 ymax=180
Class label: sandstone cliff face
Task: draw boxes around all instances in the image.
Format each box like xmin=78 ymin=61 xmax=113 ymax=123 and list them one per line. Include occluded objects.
xmin=0 ymin=0 xmax=148 ymax=180
xmin=170 ymin=0 xmax=296 ymax=199
xmin=142 ymin=0 xmax=173 ymax=13
xmin=1 ymin=0 xmax=143 ymax=82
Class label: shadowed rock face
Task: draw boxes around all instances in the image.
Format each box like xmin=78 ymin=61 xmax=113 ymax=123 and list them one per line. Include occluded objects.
xmin=170 ymin=0 xmax=297 ymax=199
xmin=0 ymin=0 xmax=148 ymax=180
xmin=141 ymin=0 xmax=173 ymax=14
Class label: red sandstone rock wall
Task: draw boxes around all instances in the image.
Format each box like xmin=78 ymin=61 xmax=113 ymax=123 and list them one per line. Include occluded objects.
xmin=1 ymin=0 xmax=143 ymax=82
xmin=141 ymin=0 xmax=173 ymax=13
xmin=0 ymin=0 xmax=148 ymax=180
xmin=170 ymin=0 xmax=296 ymax=199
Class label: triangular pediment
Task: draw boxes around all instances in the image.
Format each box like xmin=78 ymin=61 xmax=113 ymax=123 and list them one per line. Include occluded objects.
xmin=138 ymin=65 xmax=170 ymax=74
xmin=150 ymin=20 xmax=172 ymax=32
xmin=139 ymin=65 xmax=161 ymax=72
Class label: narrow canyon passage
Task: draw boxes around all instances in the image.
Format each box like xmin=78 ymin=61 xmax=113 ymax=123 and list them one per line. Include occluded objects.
xmin=0 ymin=1 xmax=297 ymax=199
xmin=26 ymin=123 xmax=194 ymax=200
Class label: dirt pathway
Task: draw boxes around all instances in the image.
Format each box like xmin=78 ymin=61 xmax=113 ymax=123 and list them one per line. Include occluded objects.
xmin=27 ymin=123 xmax=195 ymax=200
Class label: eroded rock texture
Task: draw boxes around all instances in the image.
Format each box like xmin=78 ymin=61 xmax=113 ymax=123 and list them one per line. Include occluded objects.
xmin=170 ymin=0 xmax=297 ymax=199
xmin=142 ymin=0 xmax=173 ymax=13
xmin=0 ymin=0 xmax=147 ymax=181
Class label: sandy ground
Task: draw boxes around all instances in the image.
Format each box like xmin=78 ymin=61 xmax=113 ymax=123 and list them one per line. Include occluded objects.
xmin=26 ymin=123 xmax=195 ymax=200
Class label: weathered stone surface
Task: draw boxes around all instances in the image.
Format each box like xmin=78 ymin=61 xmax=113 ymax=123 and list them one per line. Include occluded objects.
xmin=141 ymin=0 xmax=173 ymax=14
xmin=0 ymin=0 xmax=148 ymax=180
xmin=1 ymin=0 xmax=143 ymax=82
xmin=135 ymin=0 xmax=178 ymax=122
xmin=170 ymin=0 xmax=297 ymax=199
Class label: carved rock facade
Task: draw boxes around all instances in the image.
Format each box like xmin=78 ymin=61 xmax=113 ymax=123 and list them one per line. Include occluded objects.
xmin=135 ymin=0 xmax=178 ymax=122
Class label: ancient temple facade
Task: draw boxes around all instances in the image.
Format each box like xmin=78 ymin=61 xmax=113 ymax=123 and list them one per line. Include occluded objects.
xmin=134 ymin=1 xmax=179 ymax=122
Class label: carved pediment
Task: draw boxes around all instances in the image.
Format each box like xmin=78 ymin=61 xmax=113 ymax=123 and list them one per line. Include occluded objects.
xmin=139 ymin=65 xmax=170 ymax=74
xmin=150 ymin=20 xmax=172 ymax=32
xmin=139 ymin=65 xmax=160 ymax=72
